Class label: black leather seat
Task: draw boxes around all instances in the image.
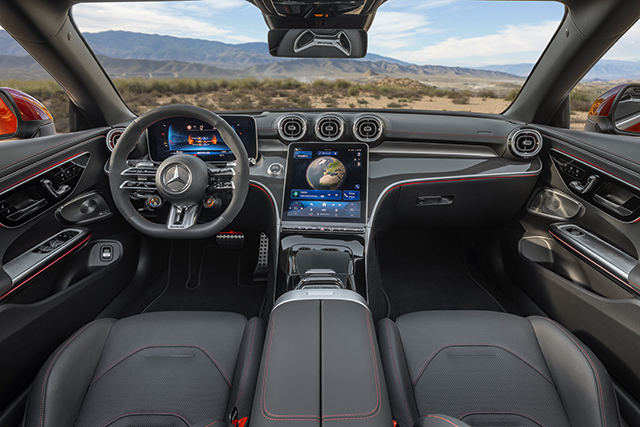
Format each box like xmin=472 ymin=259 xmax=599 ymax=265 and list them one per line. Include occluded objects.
xmin=378 ymin=311 xmax=622 ymax=427
xmin=23 ymin=311 xmax=264 ymax=427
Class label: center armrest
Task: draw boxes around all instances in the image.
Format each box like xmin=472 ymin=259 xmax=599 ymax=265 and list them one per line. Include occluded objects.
xmin=250 ymin=290 xmax=393 ymax=427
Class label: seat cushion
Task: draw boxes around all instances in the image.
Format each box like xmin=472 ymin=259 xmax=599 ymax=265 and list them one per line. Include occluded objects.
xmin=378 ymin=311 xmax=621 ymax=427
xmin=24 ymin=311 xmax=264 ymax=427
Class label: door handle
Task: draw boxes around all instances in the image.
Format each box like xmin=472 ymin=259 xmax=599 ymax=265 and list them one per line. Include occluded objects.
xmin=569 ymin=174 xmax=598 ymax=194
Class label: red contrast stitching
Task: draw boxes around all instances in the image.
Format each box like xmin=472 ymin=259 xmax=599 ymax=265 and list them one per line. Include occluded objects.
xmin=1 ymin=235 xmax=92 ymax=303
xmin=535 ymin=317 xmax=607 ymax=427
xmin=412 ymin=344 xmax=555 ymax=387
xmin=0 ymin=151 xmax=90 ymax=193
xmin=0 ymin=131 xmax=101 ymax=173
xmin=90 ymin=345 xmax=232 ymax=388
xmin=459 ymin=411 xmax=547 ymax=427
xmin=250 ymin=183 xmax=275 ymax=209
xmin=548 ymin=230 xmax=640 ymax=294
xmin=261 ymin=309 xmax=319 ymax=421
xmin=385 ymin=319 xmax=414 ymax=426
xmin=322 ymin=306 xmax=381 ymax=420
xmin=547 ymin=130 xmax=640 ymax=169
xmin=39 ymin=320 xmax=102 ymax=427
xmin=98 ymin=411 xmax=193 ymax=427
xmin=235 ymin=320 xmax=258 ymax=407
xmin=425 ymin=415 xmax=461 ymax=427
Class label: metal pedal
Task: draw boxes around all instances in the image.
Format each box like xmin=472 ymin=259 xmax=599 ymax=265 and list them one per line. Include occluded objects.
xmin=216 ymin=232 xmax=244 ymax=251
xmin=253 ymin=232 xmax=269 ymax=280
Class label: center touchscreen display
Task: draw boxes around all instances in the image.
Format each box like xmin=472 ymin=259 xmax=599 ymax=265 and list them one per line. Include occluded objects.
xmin=147 ymin=115 xmax=257 ymax=162
xmin=283 ymin=143 xmax=368 ymax=223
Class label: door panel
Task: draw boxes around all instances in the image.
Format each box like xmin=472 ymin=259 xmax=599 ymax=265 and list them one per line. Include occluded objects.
xmin=0 ymin=130 xmax=140 ymax=413
xmin=505 ymin=126 xmax=640 ymax=404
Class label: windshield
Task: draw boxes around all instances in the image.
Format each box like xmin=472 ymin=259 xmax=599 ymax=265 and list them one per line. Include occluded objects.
xmin=0 ymin=1 xmax=565 ymax=132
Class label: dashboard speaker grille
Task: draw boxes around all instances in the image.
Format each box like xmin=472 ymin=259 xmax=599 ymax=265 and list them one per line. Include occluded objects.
xmin=508 ymin=128 xmax=542 ymax=158
xmin=353 ymin=115 xmax=384 ymax=142
xmin=106 ymin=128 xmax=125 ymax=152
xmin=315 ymin=115 xmax=345 ymax=141
xmin=278 ymin=115 xmax=307 ymax=141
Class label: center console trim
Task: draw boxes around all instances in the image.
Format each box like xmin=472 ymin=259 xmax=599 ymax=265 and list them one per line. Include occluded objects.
xmin=273 ymin=289 xmax=369 ymax=311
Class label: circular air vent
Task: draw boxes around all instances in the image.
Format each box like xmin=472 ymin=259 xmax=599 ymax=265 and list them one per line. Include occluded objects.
xmin=353 ymin=115 xmax=384 ymax=142
xmin=508 ymin=128 xmax=543 ymax=158
xmin=278 ymin=115 xmax=307 ymax=141
xmin=315 ymin=115 xmax=345 ymax=142
xmin=106 ymin=127 xmax=125 ymax=152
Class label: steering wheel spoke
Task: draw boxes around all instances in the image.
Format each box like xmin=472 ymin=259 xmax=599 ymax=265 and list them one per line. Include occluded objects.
xmin=166 ymin=203 xmax=201 ymax=230
xmin=109 ymin=105 xmax=249 ymax=238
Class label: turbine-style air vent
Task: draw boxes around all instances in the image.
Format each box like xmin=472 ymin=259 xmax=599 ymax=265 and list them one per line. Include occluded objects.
xmin=315 ymin=115 xmax=344 ymax=142
xmin=278 ymin=115 xmax=307 ymax=141
xmin=508 ymin=128 xmax=543 ymax=158
xmin=353 ymin=115 xmax=384 ymax=142
xmin=106 ymin=127 xmax=125 ymax=152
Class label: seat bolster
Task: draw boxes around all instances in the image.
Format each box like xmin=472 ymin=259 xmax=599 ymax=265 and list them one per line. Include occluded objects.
xmin=414 ymin=414 xmax=472 ymax=427
xmin=24 ymin=318 xmax=116 ymax=427
xmin=377 ymin=318 xmax=420 ymax=427
xmin=528 ymin=316 xmax=621 ymax=427
xmin=226 ymin=317 xmax=265 ymax=422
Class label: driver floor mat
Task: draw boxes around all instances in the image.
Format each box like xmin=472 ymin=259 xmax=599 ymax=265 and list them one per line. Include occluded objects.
xmin=141 ymin=239 xmax=266 ymax=318
xmin=377 ymin=227 xmax=505 ymax=319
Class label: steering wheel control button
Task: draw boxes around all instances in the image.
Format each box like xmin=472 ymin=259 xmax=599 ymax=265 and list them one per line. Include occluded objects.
xmin=268 ymin=163 xmax=284 ymax=177
xmin=162 ymin=164 xmax=192 ymax=193
xmin=146 ymin=195 xmax=163 ymax=209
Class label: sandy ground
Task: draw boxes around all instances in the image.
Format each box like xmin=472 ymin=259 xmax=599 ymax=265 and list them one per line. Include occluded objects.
xmin=158 ymin=93 xmax=589 ymax=131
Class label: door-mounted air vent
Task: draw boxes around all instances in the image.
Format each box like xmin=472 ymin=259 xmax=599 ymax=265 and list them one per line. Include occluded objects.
xmin=315 ymin=115 xmax=344 ymax=142
xmin=353 ymin=115 xmax=384 ymax=142
xmin=278 ymin=115 xmax=307 ymax=141
xmin=106 ymin=128 xmax=125 ymax=152
xmin=508 ymin=128 xmax=543 ymax=158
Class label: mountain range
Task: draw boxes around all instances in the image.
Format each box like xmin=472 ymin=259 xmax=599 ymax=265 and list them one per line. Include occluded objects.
xmin=3 ymin=29 xmax=637 ymax=82
xmin=0 ymin=30 xmax=520 ymax=81
xmin=480 ymin=60 xmax=640 ymax=80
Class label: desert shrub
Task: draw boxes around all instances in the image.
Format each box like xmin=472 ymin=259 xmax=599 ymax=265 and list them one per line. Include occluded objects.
xmin=452 ymin=96 xmax=470 ymax=105
xmin=505 ymin=87 xmax=521 ymax=101
xmin=347 ymin=86 xmax=360 ymax=97
xmin=349 ymin=103 xmax=356 ymax=108
xmin=335 ymin=79 xmax=351 ymax=89
xmin=357 ymin=98 xmax=368 ymax=105
xmin=387 ymin=102 xmax=402 ymax=108
xmin=477 ymin=88 xmax=497 ymax=98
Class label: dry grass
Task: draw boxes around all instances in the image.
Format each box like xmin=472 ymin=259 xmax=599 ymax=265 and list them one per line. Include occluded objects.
xmin=1 ymin=77 xmax=598 ymax=133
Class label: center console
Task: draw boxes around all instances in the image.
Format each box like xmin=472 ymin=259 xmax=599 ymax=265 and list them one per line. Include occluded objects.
xmin=278 ymin=143 xmax=368 ymax=296
xmin=250 ymin=290 xmax=393 ymax=427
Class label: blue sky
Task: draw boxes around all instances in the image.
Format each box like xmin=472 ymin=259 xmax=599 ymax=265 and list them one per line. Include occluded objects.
xmin=70 ymin=0 xmax=635 ymax=67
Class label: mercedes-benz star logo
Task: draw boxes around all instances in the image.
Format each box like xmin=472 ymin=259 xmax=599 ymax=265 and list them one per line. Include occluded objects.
xmin=162 ymin=164 xmax=192 ymax=193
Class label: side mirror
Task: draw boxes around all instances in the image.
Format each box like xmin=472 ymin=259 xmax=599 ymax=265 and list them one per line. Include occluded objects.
xmin=268 ymin=29 xmax=367 ymax=58
xmin=0 ymin=90 xmax=18 ymax=140
xmin=585 ymin=84 xmax=640 ymax=135
xmin=0 ymin=87 xmax=56 ymax=140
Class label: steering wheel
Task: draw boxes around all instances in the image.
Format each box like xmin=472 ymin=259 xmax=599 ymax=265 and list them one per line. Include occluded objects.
xmin=109 ymin=105 xmax=250 ymax=239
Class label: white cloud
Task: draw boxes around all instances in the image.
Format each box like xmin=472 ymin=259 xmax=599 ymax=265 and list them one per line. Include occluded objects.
xmin=395 ymin=20 xmax=560 ymax=65
xmin=603 ymin=20 xmax=640 ymax=61
xmin=368 ymin=11 xmax=436 ymax=50
xmin=72 ymin=1 xmax=262 ymax=43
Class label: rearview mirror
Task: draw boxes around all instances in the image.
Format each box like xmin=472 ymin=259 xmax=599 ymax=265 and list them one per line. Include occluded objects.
xmin=585 ymin=84 xmax=640 ymax=135
xmin=268 ymin=29 xmax=367 ymax=58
